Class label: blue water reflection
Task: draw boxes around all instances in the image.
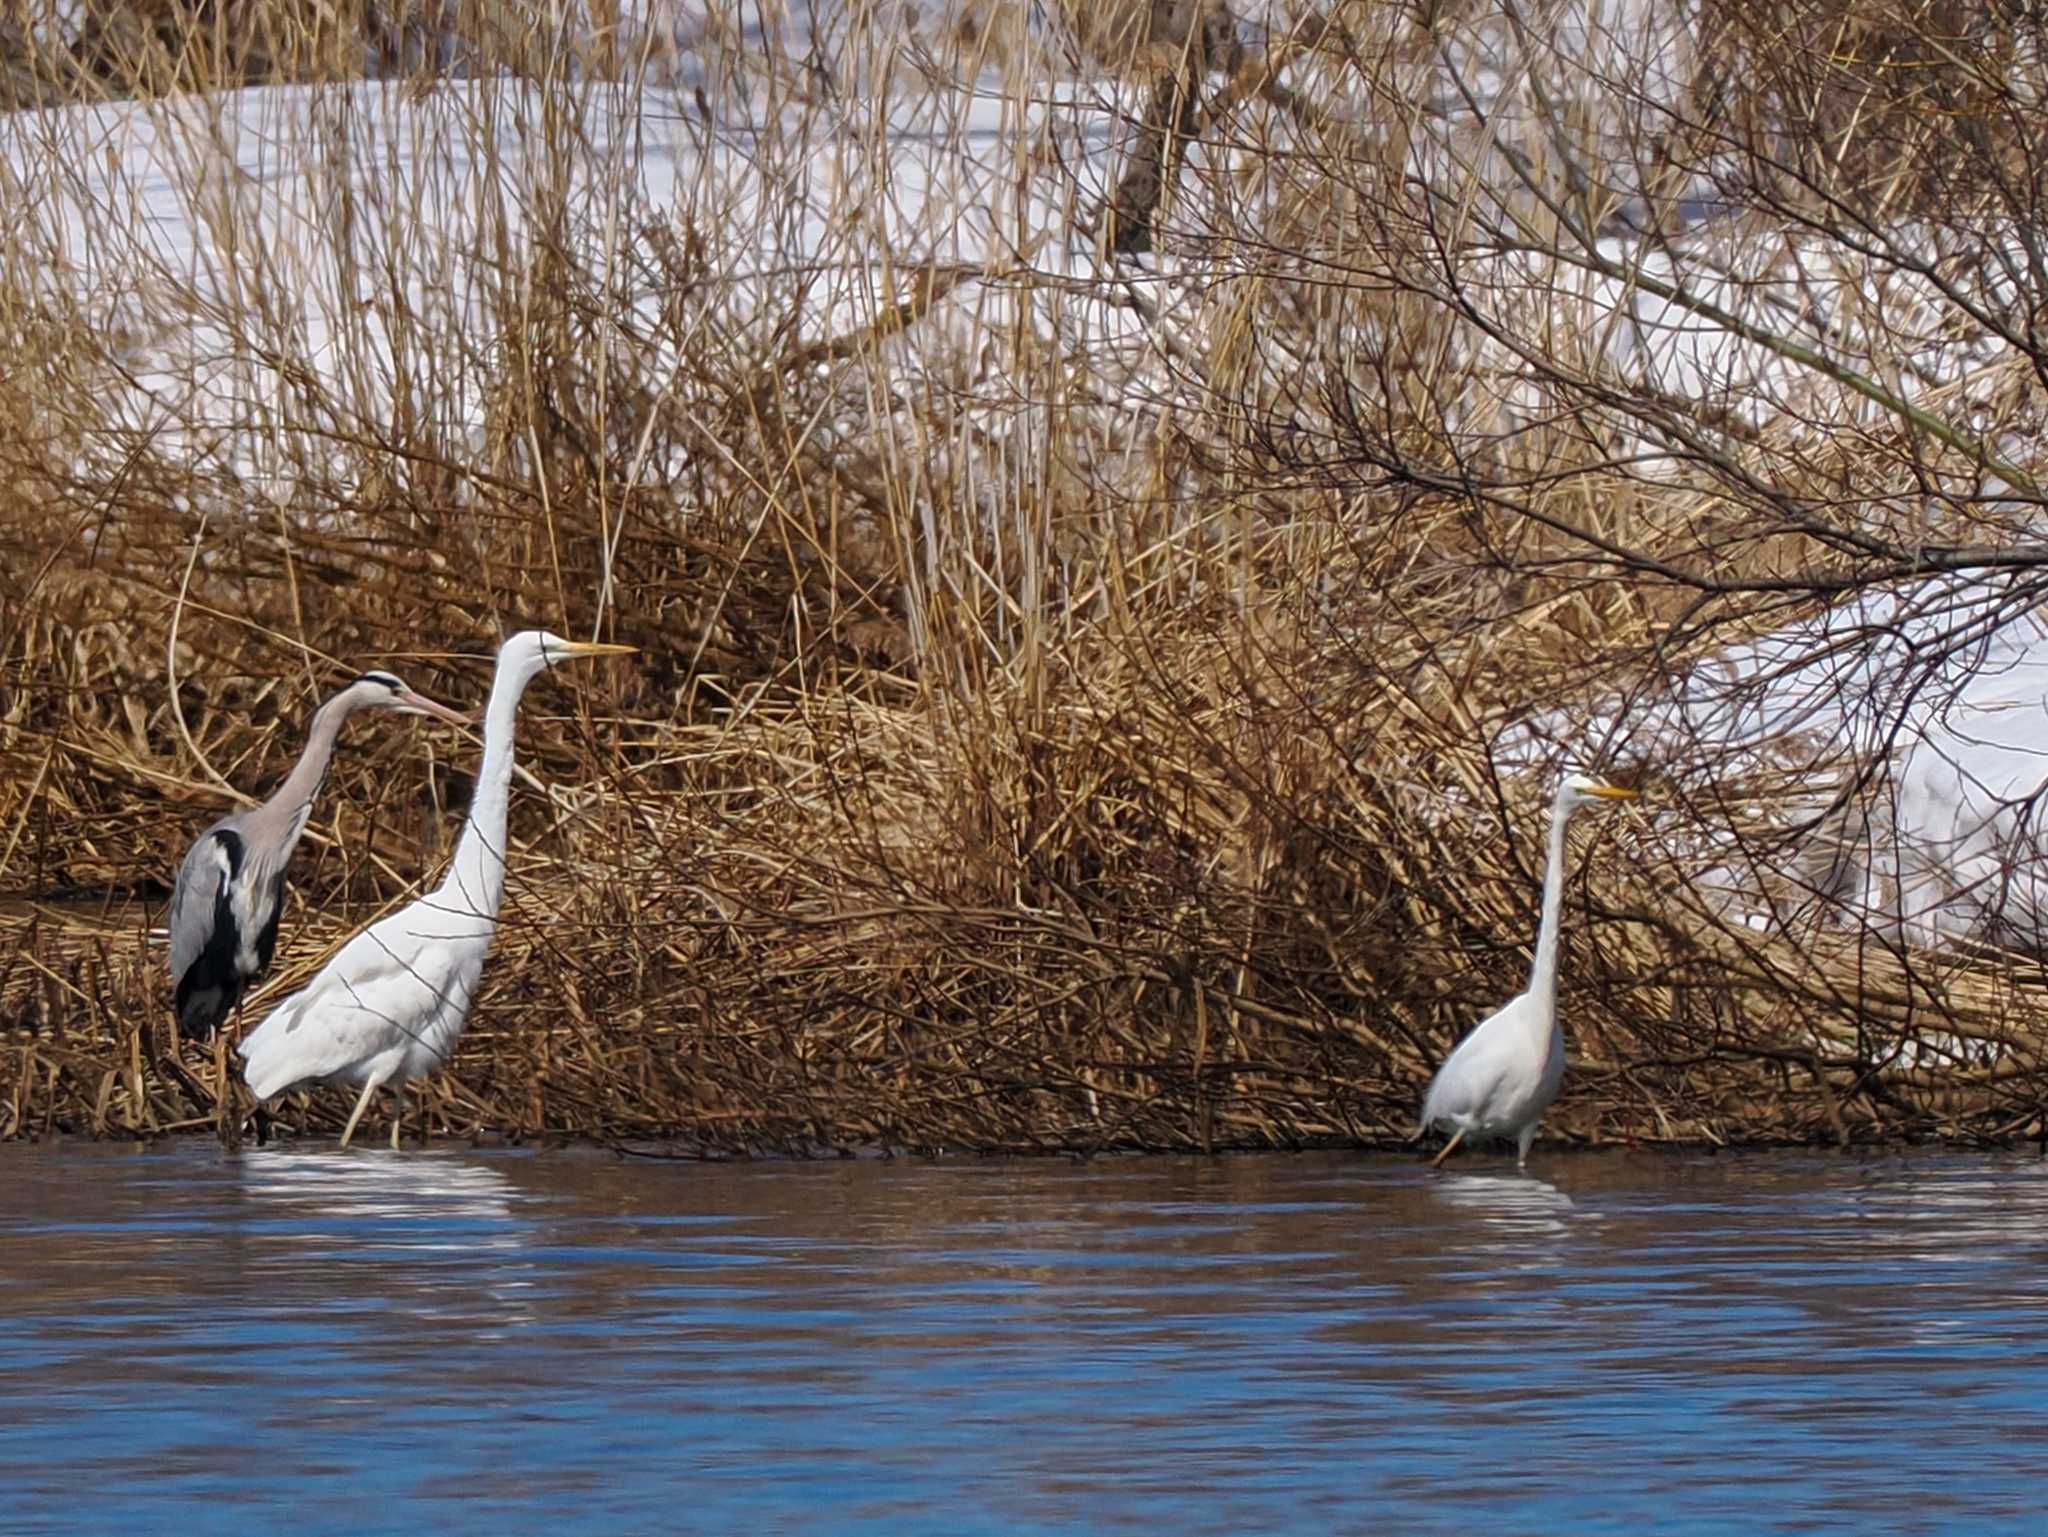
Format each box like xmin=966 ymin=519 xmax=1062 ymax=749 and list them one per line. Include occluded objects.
xmin=2 ymin=1146 xmax=2046 ymax=1534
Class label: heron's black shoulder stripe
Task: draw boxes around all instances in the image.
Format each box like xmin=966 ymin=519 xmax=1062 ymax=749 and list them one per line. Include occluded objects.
xmin=211 ymin=826 xmax=246 ymax=879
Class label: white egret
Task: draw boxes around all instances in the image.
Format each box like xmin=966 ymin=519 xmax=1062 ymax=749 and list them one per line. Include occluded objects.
xmin=166 ymin=670 xmax=468 ymax=1041
xmin=1417 ymin=772 xmax=1637 ymax=1169
xmin=238 ymin=630 xmax=635 ymax=1148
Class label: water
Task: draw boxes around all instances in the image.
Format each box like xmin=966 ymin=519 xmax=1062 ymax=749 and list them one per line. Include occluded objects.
xmin=2 ymin=1144 xmax=2046 ymax=1535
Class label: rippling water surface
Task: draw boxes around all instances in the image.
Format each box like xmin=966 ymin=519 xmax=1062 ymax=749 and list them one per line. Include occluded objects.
xmin=4 ymin=1143 xmax=2046 ymax=1533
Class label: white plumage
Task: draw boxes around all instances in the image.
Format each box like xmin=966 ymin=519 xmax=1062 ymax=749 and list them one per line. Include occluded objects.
xmin=239 ymin=629 xmax=634 ymax=1148
xmin=1417 ymin=772 xmax=1636 ymax=1169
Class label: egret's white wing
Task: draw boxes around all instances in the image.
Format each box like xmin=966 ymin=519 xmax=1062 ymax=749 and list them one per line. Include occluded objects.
xmin=239 ymin=902 xmax=468 ymax=1098
xmin=1421 ymin=992 xmax=1538 ymax=1129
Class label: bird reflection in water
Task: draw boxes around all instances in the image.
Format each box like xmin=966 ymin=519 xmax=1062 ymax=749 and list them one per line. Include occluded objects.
xmin=237 ymin=1148 xmax=520 ymax=1226
xmin=1427 ymin=1171 xmax=1584 ymax=1266
xmin=235 ymin=1150 xmax=538 ymax=1331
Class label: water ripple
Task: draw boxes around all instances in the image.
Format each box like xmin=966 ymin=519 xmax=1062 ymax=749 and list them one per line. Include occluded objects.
xmin=2 ymin=1145 xmax=2046 ymax=1534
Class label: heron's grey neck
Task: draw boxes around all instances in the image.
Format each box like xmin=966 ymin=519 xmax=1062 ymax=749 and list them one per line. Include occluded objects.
xmin=249 ymin=686 xmax=362 ymax=850
xmin=439 ymin=656 xmax=538 ymax=921
xmin=1527 ymin=798 xmax=1575 ymax=999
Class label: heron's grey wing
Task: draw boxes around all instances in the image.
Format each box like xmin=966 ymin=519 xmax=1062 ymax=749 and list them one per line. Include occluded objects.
xmin=166 ymin=817 xmax=239 ymax=984
xmin=228 ymin=829 xmax=297 ymax=975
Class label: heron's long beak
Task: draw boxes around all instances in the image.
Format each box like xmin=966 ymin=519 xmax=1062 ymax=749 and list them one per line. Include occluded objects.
xmin=1587 ymin=783 xmax=1638 ymax=801
xmin=393 ymin=689 xmax=473 ymax=727
xmin=560 ymin=641 xmax=637 ymax=659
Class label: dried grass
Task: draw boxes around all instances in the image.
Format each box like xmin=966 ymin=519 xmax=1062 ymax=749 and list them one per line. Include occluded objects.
xmin=3 ymin=0 xmax=2047 ymax=1151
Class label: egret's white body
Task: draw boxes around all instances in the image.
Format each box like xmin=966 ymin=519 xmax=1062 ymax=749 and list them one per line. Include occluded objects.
xmin=238 ymin=629 xmax=633 ymax=1148
xmin=1418 ymin=773 xmax=1635 ymax=1169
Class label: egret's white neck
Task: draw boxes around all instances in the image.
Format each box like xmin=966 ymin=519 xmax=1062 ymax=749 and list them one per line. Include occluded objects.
xmin=438 ymin=652 xmax=543 ymax=921
xmin=1526 ymin=797 xmax=1576 ymax=1000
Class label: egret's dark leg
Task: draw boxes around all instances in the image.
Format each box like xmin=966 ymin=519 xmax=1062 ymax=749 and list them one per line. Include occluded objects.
xmin=390 ymin=1088 xmax=406 ymax=1152
xmin=231 ymin=1001 xmax=273 ymax=1145
xmin=1516 ymin=1124 xmax=1536 ymax=1169
xmin=1430 ymin=1128 xmax=1466 ymax=1169
xmin=212 ymin=1030 xmax=239 ymax=1150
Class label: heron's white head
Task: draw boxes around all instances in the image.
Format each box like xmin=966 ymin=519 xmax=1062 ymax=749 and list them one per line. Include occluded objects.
xmin=347 ymin=670 xmax=470 ymax=726
xmin=1557 ymin=772 xmax=1637 ymax=810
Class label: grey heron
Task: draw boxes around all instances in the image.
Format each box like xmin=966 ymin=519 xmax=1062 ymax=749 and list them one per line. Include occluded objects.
xmin=1417 ymin=772 xmax=1637 ymax=1169
xmin=238 ymin=630 xmax=635 ymax=1149
xmin=166 ymin=669 xmax=468 ymax=1042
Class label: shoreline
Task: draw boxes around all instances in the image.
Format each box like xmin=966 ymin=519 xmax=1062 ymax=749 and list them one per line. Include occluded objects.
xmin=0 ymin=1120 xmax=2031 ymax=1157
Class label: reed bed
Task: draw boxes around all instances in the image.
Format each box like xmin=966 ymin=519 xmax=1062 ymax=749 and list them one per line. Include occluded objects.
xmin=4 ymin=0 xmax=2048 ymax=1151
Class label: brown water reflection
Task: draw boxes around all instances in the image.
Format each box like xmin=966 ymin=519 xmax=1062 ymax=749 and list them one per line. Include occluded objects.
xmin=3 ymin=1144 xmax=2047 ymax=1534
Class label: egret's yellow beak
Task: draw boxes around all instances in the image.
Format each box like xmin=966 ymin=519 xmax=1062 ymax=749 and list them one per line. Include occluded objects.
xmin=1587 ymin=783 xmax=1638 ymax=801
xmin=561 ymin=641 xmax=637 ymax=658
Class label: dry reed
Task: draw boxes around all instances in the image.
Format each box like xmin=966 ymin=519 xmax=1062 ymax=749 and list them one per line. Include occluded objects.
xmin=4 ymin=0 xmax=2048 ymax=1152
